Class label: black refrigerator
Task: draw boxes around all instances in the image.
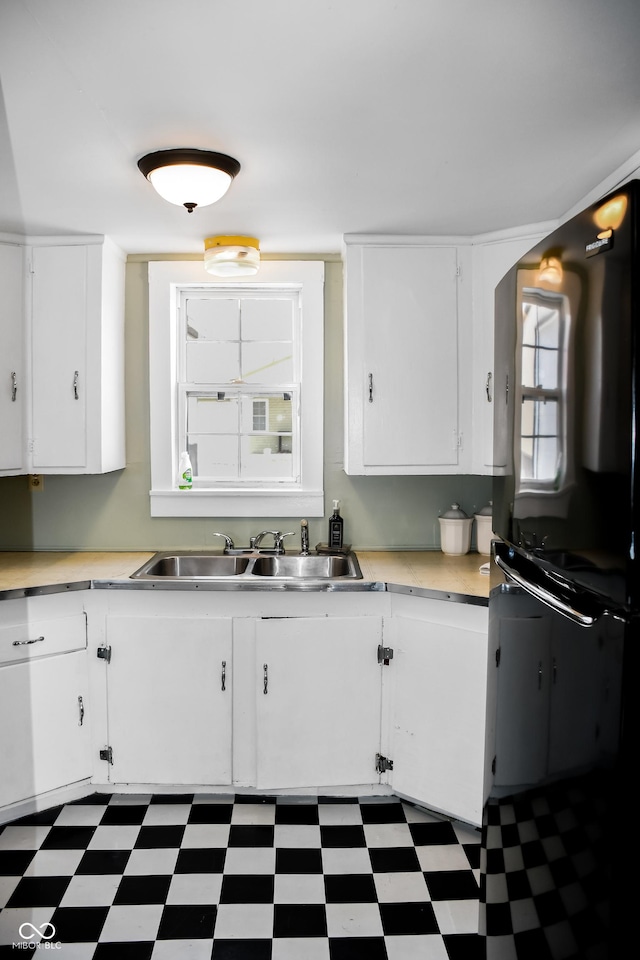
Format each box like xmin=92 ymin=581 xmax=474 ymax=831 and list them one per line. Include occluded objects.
xmin=482 ymin=182 xmax=637 ymax=959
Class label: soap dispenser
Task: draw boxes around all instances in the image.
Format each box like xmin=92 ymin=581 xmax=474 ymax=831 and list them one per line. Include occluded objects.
xmin=328 ymin=499 xmax=344 ymax=550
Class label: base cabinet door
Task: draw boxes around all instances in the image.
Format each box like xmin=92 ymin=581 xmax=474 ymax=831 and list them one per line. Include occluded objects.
xmin=255 ymin=616 xmax=383 ymax=789
xmin=389 ymin=614 xmax=488 ymax=825
xmin=104 ymin=616 xmax=232 ymax=785
xmin=0 ymin=650 xmax=91 ymax=808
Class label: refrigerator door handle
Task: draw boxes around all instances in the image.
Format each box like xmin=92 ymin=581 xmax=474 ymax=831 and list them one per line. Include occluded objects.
xmin=495 ymin=550 xmax=606 ymax=627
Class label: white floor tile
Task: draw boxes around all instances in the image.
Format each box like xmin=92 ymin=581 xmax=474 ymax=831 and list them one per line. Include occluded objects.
xmin=53 ymin=806 xmax=106 ymax=827
xmin=166 ymin=873 xmax=222 ymax=905
xmin=23 ymin=849 xmax=84 ymax=877
xmin=230 ymin=804 xmax=276 ymax=825
xmin=274 ymin=824 xmax=321 ymax=848
xmin=431 ymin=898 xmax=479 ymax=935
xmin=374 ymin=871 xmax=431 ymax=903
xmin=143 ymin=804 xmax=192 ymax=826
xmin=272 ymin=937 xmax=331 ymax=959
xmin=109 ymin=794 xmax=153 ymax=805
xmin=0 ymin=906 xmax=56 ymax=947
xmin=152 ymin=940 xmax=214 ymax=960
xmin=0 ymin=826 xmax=52 ymax=851
xmin=318 ymin=805 xmax=363 ymax=826
xmin=50 ymin=944 xmax=97 ymax=959
xmin=274 ymin=874 xmax=326 ymax=904
xmin=181 ymin=824 xmax=230 ymax=848
xmin=401 ymin=805 xmax=443 ymax=825
xmin=60 ymin=873 xmax=121 ymax=907
xmin=326 ymin=902 xmax=384 ymax=937
xmin=0 ymin=876 xmax=20 ymax=909
xmin=98 ymin=903 xmax=163 ymax=942
xmin=453 ymin=822 xmax=481 ymax=845
xmin=223 ymin=847 xmax=276 ymax=874
xmin=124 ymin=847 xmax=179 ymax=875
xmin=363 ymin=823 xmax=414 ymax=848
xmin=87 ymin=825 xmax=141 ymax=850
xmin=416 ymin=844 xmax=473 ymax=872
xmin=321 ymin=847 xmax=372 ymax=875
xmin=214 ymin=903 xmax=274 ymax=939
xmin=385 ymin=934 xmax=450 ymax=960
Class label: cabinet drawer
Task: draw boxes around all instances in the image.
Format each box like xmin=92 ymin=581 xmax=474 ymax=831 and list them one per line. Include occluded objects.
xmin=0 ymin=614 xmax=86 ymax=665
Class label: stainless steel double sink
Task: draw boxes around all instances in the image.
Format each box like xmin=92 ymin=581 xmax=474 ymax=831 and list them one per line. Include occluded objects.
xmin=131 ymin=551 xmax=362 ymax=581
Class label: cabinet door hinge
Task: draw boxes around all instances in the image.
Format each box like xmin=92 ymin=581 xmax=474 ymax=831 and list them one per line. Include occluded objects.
xmin=495 ymin=647 xmax=501 ymax=667
xmin=100 ymin=746 xmax=113 ymax=764
xmin=375 ymin=753 xmax=394 ymax=774
xmin=455 ymin=264 xmax=461 ymax=278
xmin=97 ymin=645 xmax=112 ymax=663
xmin=377 ymin=644 xmax=394 ymax=665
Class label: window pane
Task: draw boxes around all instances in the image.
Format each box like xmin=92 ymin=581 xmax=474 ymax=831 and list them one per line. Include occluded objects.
xmin=186 ymin=341 xmax=240 ymax=383
xmin=242 ymin=299 xmax=292 ymax=340
xmin=520 ymin=398 xmax=559 ymax=482
xmin=188 ymin=435 xmax=238 ymax=479
xmin=185 ymin=298 xmax=240 ymax=340
xmin=187 ymin=396 xmax=238 ymax=434
xmin=241 ymin=341 xmax=293 ymax=383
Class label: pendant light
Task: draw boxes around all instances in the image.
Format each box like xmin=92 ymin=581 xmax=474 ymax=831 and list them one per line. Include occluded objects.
xmin=204 ymin=236 xmax=260 ymax=277
xmin=137 ymin=149 xmax=241 ymax=213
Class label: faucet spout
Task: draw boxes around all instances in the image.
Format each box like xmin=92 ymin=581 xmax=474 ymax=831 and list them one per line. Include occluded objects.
xmin=300 ymin=519 xmax=310 ymax=556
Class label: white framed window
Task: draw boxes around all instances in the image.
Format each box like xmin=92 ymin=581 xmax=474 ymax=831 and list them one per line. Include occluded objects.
xmin=148 ymin=260 xmax=324 ymax=517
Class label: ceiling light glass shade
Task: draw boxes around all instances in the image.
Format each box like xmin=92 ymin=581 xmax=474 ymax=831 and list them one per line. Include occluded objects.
xmin=204 ymin=236 xmax=260 ymax=277
xmin=137 ymin=149 xmax=241 ymax=212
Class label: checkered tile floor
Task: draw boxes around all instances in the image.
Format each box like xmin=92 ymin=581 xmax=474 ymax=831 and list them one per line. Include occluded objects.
xmin=0 ymin=793 xmax=481 ymax=959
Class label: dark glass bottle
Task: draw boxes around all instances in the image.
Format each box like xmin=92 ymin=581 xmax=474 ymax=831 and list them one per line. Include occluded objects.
xmin=328 ymin=499 xmax=344 ymax=549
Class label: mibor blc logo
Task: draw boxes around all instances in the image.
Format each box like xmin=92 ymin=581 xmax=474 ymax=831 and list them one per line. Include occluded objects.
xmin=13 ymin=921 xmax=61 ymax=950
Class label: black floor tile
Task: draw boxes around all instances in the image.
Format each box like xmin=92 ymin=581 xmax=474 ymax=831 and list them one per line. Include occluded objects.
xmin=324 ymin=873 xmax=377 ymax=903
xmin=360 ymin=802 xmax=406 ymax=824
xmin=100 ymin=804 xmax=149 ymax=825
xmin=68 ymin=793 xmax=111 ymax=805
xmin=409 ymin=821 xmax=458 ymax=846
xmin=157 ymin=904 xmax=217 ymax=939
xmin=274 ymin=804 xmax=319 ymax=825
xmin=275 ymin=847 xmax=323 ymax=874
xmin=273 ymin=903 xmax=328 ymax=937
xmin=228 ymin=825 xmax=274 ymax=847
xmin=40 ymin=826 xmax=96 ymax=849
xmin=369 ymin=846 xmax=421 ymax=873
xmin=463 ymin=842 xmax=481 ymax=869
xmin=50 ymin=905 xmax=110 ymax=941
xmin=93 ymin=943 xmax=154 ymax=959
xmin=235 ymin=795 xmax=277 ymax=804
xmin=149 ymin=794 xmax=195 ymax=804
xmin=329 ymin=937 xmax=388 ymax=959
xmin=9 ymin=806 xmax=64 ymax=826
xmin=113 ymin=874 xmax=173 ymax=904
xmin=379 ymin=900 xmax=439 ymax=935
xmin=320 ymin=825 xmax=366 ymax=848
xmin=6 ymin=876 xmax=71 ymax=907
xmin=174 ymin=847 xmax=226 ymax=873
xmin=188 ymin=803 xmax=234 ymax=824
xmin=0 ymin=850 xmax=36 ymax=876
xmin=425 ymin=869 xmax=480 ymax=900
xmin=134 ymin=825 xmax=185 ymax=848
xmin=443 ymin=933 xmax=485 ymax=959
xmin=212 ymin=940 xmax=273 ymax=959
xmin=76 ymin=849 xmax=131 ymax=875
xmin=220 ymin=874 xmax=275 ymax=903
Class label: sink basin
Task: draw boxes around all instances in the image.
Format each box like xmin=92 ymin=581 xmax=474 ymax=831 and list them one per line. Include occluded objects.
xmin=130 ymin=551 xmax=362 ymax=581
xmin=132 ymin=553 xmax=251 ymax=578
xmin=251 ymin=555 xmax=359 ymax=579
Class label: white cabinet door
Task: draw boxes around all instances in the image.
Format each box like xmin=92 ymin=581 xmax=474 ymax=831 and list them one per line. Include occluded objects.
xmin=0 ymin=242 xmax=24 ymax=474
xmin=255 ymin=616 xmax=383 ymax=789
xmin=344 ymin=242 xmax=461 ymax=474
xmin=0 ymin=650 xmax=91 ymax=808
xmin=390 ymin=614 xmax=488 ymax=826
xmin=104 ymin=616 xmax=232 ymax=785
xmin=29 ymin=239 xmax=125 ymax=474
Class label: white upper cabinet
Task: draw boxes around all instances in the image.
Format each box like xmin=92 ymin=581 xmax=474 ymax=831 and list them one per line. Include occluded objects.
xmin=343 ymin=238 xmax=472 ymax=475
xmin=29 ymin=238 xmax=126 ymax=473
xmin=0 ymin=242 xmax=25 ymax=475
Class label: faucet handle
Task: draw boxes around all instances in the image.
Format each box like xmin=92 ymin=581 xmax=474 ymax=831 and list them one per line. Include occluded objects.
xmin=275 ymin=532 xmax=295 ymax=553
xmin=211 ymin=532 xmax=235 ymax=553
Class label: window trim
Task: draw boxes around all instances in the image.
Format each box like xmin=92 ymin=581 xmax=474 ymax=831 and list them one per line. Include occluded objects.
xmin=148 ymin=260 xmax=324 ymax=517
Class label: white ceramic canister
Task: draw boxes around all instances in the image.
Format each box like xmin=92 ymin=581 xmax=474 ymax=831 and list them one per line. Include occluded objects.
xmin=438 ymin=503 xmax=473 ymax=555
xmin=474 ymin=501 xmax=497 ymax=555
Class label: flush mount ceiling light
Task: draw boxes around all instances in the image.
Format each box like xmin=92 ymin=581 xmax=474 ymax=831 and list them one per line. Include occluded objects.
xmin=204 ymin=236 xmax=260 ymax=277
xmin=137 ymin=149 xmax=241 ymax=213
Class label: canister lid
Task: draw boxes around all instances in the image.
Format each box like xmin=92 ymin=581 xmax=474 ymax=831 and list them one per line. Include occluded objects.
xmin=440 ymin=502 xmax=469 ymax=519
xmin=476 ymin=501 xmax=493 ymax=517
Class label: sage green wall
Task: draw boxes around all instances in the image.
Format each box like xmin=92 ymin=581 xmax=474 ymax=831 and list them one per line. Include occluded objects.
xmin=0 ymin=256 xmax=491 ymax=551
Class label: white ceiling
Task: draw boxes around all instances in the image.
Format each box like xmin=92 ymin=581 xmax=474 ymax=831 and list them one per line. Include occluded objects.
xmin=2 ymin=0 xmax=640 ymax=255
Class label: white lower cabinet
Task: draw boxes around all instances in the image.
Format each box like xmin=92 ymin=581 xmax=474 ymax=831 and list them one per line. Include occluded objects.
xmin=254 ymin=616 xmax=384 ymax=790
xmin=0 ymin=601 xmax=91 ymax=810
xmin=386 ymin=599 xmax=489 ymax=825
xmin=103 ymin=615 xmax=232 ymax=785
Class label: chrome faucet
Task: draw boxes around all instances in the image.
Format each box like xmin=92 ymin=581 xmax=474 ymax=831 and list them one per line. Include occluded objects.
xmin=211 ymin=532 xmax=235 ymax=553
xmin=300 ymin=519 xmax=310 ymax=556
xmin=251 ymin=530 xmax=295 ymax=554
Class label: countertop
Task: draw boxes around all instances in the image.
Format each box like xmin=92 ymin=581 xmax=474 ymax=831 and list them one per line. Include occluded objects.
xmin=0 ymin=550 xmax=490 ymax=602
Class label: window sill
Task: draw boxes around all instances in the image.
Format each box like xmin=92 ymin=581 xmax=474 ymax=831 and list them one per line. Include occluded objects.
xmin=150 ymin=489 xmax=325 ymax=518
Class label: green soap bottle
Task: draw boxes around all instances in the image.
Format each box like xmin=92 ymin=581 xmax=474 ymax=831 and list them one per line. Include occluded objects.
xmin=328 ymin=499 xmax=344 ymax=549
